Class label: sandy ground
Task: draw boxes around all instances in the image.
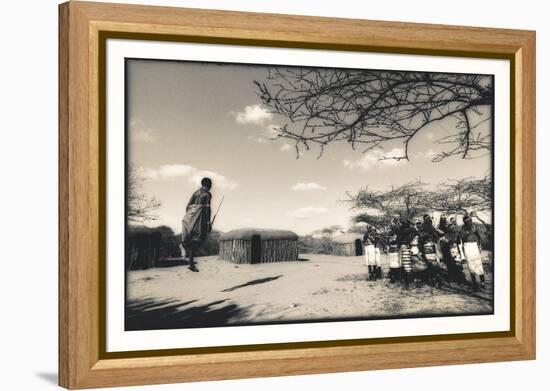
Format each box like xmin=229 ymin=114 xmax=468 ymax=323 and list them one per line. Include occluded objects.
xmin=126 ymin=253 xmax=493 ymax=330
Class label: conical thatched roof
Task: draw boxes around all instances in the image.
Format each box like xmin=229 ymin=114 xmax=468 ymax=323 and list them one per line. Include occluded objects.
xmin=220 ymin=228 xmax=298 ymax=241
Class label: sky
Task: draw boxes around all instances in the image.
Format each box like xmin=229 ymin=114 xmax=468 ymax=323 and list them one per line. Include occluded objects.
xmin=127 ymin=59 xmax=492 ymax=235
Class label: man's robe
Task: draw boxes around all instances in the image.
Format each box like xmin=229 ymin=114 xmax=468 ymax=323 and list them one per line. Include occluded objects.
xmin=181 ymin=189 xmax=211 ymax=247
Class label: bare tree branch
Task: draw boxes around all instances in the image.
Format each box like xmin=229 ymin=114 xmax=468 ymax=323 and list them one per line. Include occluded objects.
xmin=128 ymin=166 xmax=161 ymax=223
xmin=427 ymin=175 xmax=491 ymax=215
xmin=255 ymin=69 xmax=493 ymax=160
xmin=347 ymin=179 xmax=431 ymax=221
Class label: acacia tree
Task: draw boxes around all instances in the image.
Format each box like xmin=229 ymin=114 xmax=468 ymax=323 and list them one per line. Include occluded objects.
xmin=311 ymin=225 xmax=342 ymax=253
xmin=351 ymin=214 xmax=390 ymax=231
xmin=348 ymin=177 xmax=492 ymax=233
xmin=255 ymin=68 xmax=493 ymax=160
xmin=348 ymin=180 xmax=494 ymax=256
xmin=128 ymin=167 xmax=161 ymax=224
xmin=348 ymin=180 xmax=431 ymax=223
xmin=427 ymin=174 xmax=492 ymax=227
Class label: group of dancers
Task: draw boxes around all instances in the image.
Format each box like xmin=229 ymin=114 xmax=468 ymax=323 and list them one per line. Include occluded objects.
xmin=363 ymin=214 xmax=487 ymax=292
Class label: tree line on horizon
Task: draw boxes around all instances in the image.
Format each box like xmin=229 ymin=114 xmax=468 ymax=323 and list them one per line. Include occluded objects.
xmin=126 ymin=172 xmax=492 ymax=260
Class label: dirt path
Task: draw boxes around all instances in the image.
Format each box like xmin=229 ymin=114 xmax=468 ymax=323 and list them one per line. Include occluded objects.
xmin=126 ymin=254 xmax=492 ymax=330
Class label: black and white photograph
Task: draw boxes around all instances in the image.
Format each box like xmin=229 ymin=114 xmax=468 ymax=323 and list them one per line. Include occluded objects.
xmin=124 ymin=58 xmax=495 ymax=331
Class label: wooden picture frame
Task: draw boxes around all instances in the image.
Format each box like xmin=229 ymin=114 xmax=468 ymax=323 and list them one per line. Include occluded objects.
xmin=58 ymin=1 xmax=536 ymax=389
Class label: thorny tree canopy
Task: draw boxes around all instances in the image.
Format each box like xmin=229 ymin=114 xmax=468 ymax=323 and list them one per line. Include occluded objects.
xmin=348 ymin=176 xmax=492 ymax=226
xmin=255 ymin=68 xmax=493 ymax=161
xmin=426 ymin=175 xmax=492 ymax=227
xmin=348 ymin=180 xmax=431 ymax=222
xmin=351 ymin=213 xmax=393 ymax=233
xmin=348 ymin=175 xmax=493 ymax=227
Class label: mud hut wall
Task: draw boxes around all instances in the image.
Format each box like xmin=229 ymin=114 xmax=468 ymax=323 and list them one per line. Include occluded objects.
xmin=219 ymin=240 xmax=232 ymax=261
xmin=261 ymin=239 xmax=298 ymax=262
xmin=219 ymin=239 xmax=251 ymax=264
xmin=220 ymin=239 xmax=299 ymax=263
xmin=127 ymin=231 xmax=161 ymax=270
xmin=332 ymin=242 xmax=358 ymax=257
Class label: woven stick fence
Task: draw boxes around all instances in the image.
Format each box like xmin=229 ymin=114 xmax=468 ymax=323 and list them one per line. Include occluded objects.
xmin=219 ymin=229 xmax=299 ymax=264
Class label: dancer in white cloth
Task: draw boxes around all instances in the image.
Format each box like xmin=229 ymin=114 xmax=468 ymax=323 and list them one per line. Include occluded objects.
xmin=459 ymin=214 xmax=485 ymax=291
xmin=387 ymin=234 xmax=400 ymax=283
xmin=363 ymin=229 xmax=377 ymax=280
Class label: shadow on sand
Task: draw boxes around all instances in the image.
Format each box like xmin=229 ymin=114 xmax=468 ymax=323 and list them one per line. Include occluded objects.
xmin=125 ymin=298 xmax=248 ymax=330
xmin=221 ymin=275 xmax=283 ymax=292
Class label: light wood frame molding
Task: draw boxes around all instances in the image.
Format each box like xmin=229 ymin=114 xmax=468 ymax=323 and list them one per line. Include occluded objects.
xmin=59 ymin=1 xmax=536 ymax=388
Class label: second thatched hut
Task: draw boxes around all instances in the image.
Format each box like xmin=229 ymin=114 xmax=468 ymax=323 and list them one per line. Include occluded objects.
xmin=219 ymin=228 xmax=299 ymax=264
xmin=332 ymin=233 xmax=364 ymax=256
xmin=126 ymin=226 xmax=162 ymax=270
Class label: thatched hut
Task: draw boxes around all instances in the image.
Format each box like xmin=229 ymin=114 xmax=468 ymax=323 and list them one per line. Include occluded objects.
xmin=127 ymin=226 xmax=162 ymax=270
xmin=332 ymin=233 xmax=364 ymax=256
xmin=219 ymin=228 xmax=299 ymax=264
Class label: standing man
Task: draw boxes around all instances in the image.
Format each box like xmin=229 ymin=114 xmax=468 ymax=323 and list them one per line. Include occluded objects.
xmin=437 ymin=215 xmax=448 ymax=236
xmin=415 ymin=221 xmax=423 ymax=235
xmin=181 ymin=177 xmax=212 ymax=272
xmin=444 ymin=216 xmax=464 ymax=284
xmin=373 ymin=229 xmax=384 ymax=279
xmin=363 ymin=228 xmax=377 ymax=281
xmin=398 ymin=220 xmax=417 ymax=288
xmin=459 ymin=214 xmax=485 ymax=291
xmin=421 ymin=214 xmax=440 ymax=243
xmin=387 ymin=233 xmax=400 ymax=283
xmin=420 ymin=215 xmax=443 ymax=286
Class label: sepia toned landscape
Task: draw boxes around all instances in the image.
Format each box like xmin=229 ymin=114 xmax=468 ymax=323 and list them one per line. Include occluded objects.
xmin=125 ymin=59 xmax=494 ymax=331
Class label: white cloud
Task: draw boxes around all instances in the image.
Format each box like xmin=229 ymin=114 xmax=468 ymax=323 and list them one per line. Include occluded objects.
xmin=142 ymin=164 xmax=238 ymax=190
xmin=232 ymin=104 xmax=273 ymax=125
xmin=158 ymin=164 xmax=195 ymax=178
xmin=343 ymin=147 xmax=407 ymax=171
xmin=291 ymin=182 xmax=327 ymax=191
xmin=233 ymin=105 xmax=281 ymax=144
xmin=188 ymin=170 xmax=238 ymax=190
xmin=291 ymin=206 xmax=329 ymax=220
xmin=280 ymin=143 xmax=292 ymax=152
xmin=140 ymin=167 xmax=160 ymax=180
xmin=129 ymin=118 xmax=155 ymax=142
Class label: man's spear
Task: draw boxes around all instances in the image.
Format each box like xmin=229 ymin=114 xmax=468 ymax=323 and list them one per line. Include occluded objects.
xmin=210 ymin=195 xmax=224 ymax=228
